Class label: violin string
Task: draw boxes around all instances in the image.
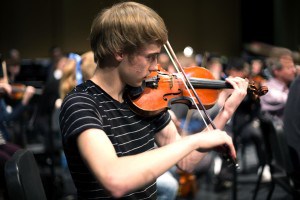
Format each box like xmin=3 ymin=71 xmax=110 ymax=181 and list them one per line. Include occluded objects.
xmin=163 ymin=41 xmax=211 ymax=130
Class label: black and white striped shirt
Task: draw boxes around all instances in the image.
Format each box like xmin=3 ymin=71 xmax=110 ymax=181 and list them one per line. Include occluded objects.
xmin=59 ymin=80 xmax=171 ymax=200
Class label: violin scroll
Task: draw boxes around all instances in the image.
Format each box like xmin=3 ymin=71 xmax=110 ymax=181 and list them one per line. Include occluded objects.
xmin=248 ymin=81 xmax=268 ymax=100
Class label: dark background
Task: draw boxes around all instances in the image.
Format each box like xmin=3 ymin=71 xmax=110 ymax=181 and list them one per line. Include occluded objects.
xmin=1 ymin=0 xmax=300 ymax=59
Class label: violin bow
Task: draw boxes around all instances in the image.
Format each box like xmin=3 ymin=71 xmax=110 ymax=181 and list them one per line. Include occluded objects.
xmin=1 ymin=60 xmax=9 ymax=84
xmin=163 ymin=41 xmax=216 ymax=130
xmin=163 ymin=41 xmax=238 ymax=168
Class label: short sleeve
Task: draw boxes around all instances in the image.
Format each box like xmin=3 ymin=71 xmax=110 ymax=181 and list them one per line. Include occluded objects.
xmin=152 ymin=111 xmax=171 ymax=133
xmin=59 ymin=92 xmax=103 ymax=145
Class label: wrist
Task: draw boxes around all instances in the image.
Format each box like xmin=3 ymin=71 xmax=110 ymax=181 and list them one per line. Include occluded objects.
xmin=218 ymin=106 xmax=233 ymax=122
xmin=21 ymin=99 xmax=29 ymax=105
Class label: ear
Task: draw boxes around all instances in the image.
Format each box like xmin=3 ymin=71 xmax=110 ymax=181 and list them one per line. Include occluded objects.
xmin=114 ymin=52 xmax=124 ymax=62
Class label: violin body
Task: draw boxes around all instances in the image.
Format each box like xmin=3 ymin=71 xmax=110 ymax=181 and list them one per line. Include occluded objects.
xmin=177 ymin=169 xmax=197 ymax=198
xmin=126 ymin=65 xmax=268 ymax=117
xmin=10 ymin=83 xmax=27 ymax=100
xmin=126 ymin=66 xmax=220 ymax=117
xmin=0 ymin=83 xmax=43 ymax=100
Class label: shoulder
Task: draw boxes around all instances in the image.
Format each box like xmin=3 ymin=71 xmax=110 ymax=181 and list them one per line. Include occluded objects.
xmin=62 ymin=81 xmax=98 ymax=105
xmin=62 ymin=91 xmax=96 ymax=110
xmin=60 ymin=81 xmax=101 ymax=119
xmin=263 ymin=78 xmax=285 ymax=92
xmin=152 ymin=111 xmax=172 ymax=132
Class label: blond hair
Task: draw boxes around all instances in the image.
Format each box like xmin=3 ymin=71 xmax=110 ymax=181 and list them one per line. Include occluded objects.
xmin=59 ymin=51 xmax=96 ymax=99
xmin=90 ymin=1 xmax=168 ymax=66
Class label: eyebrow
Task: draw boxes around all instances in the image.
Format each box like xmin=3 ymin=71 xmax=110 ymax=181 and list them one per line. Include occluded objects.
xmin=147 ymin=52 xmax=160 ymax=57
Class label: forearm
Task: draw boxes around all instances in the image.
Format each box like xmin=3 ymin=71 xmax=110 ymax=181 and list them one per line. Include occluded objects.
xmin=211 ymin=106 xmax=232 ymax=129
xmin=155 ymin=121 xmax=207 ymax=173
xmin=79 ymin=125 xmax=234 ymax=198
xmin=78 ymin=129 xmax=199 ymax=197
xmin=110 ymin=136 xmax=200 ymax=188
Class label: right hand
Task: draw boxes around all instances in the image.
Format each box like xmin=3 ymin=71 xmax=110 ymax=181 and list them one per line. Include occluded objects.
xmin=0 ymin=82 xmax=12 ymax=96
xmin=197 ymin=129 xmax=236 ymax=160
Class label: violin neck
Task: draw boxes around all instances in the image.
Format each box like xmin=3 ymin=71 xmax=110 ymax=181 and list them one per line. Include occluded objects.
xmin=189 ymin=78 xmax=232 ymax=89
xmin=12 ymin=87 xmax=24 ymax=93
xmin=34 ymin=88 xmax=43 ymax=95
xmin=12 ymin=87 xmax=43 ymax=95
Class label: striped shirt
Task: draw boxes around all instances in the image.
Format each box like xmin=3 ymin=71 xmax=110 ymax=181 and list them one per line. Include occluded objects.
xmin=59 ymin=80 xmax=171 ymax=200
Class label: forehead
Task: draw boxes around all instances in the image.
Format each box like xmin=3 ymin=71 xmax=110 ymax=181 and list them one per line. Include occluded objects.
xmin=280 ymin=55 xmax=293 ymax=64
xmin=280 ymin=60 xmax=294 ymax=71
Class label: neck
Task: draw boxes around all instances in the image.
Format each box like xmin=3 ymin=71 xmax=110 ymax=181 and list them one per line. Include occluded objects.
xmin=91 ymin=67 xmax=125 ymax=102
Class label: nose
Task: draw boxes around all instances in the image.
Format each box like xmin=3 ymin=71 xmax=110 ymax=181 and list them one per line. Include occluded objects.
xmin=148 ymin=63 xmax=158 ymax=72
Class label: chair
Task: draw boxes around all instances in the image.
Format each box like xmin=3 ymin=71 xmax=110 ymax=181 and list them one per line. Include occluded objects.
xmin=5 ymin=149 xmax=47 ymax=200
xmin=252 ymin=113 xmax=300 ymax=200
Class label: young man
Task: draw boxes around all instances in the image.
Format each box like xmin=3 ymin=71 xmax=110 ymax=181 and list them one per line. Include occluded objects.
xmin=59 ymin=2 xmax=248 ymax=199
xmin=0 ymin=81 xmax=35 ymax=197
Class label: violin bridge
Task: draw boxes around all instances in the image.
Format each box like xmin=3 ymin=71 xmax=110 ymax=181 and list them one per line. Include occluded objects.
xmin=169 ymin=75 xmax=173 ymax=89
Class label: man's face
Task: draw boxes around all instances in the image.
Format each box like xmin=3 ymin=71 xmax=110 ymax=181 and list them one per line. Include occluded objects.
xmin=277 ymin=55 xmax=296 ymax=85
xmin=118 ymin=43 xmax=161 ymax=87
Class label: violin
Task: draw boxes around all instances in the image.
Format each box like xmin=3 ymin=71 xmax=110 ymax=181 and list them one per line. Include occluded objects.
xmin=1 ymin=61 xmax=43 ymax=100
xmin=0 ymin=83 xmax=43 ymax=100
xmin=126 ymin=41 xmax=268 ymax=169
xmin=126 ymin=65 xmax=268 ymax=168
xmin=126 ymin=65 xmax=268 ymax=117
xmin=177 ymin=169 xmax=197 ymax=198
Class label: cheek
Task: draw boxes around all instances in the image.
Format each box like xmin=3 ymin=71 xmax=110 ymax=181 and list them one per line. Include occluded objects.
xmin=131 ymin=63 xmax=148 ymax=76
xmin=133 ymin=66 xmax=143 ymax=73
xmin=122 ymin=65 xmax=145 ymax=85
xmin=281 ymin=71 xmax=294 ymax=81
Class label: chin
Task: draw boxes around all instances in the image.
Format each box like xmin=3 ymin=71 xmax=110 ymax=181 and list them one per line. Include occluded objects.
xmin=128 ymin=82 xmax=142 ymax=88
xmin=135 ymin=82 xmax=143 ymax=87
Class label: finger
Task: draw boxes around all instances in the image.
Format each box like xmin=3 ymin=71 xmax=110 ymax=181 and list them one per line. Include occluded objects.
xmin=227 ymin=77 xmax=247 ymax=86
xmin=222 ymin=131 xmax=236 ymax=159
xmin=213 ymin=132 xmax=236 ymax=160
xmin=226 ymin=77 xmax=248 ymax=94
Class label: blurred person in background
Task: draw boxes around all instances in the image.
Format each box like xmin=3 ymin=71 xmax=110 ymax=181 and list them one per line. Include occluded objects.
xmin=283 ymin=74 xmax=300 ymax=190
xmin=0 ymin=58 xmax=34 ymax=197
xmin=260 ymin=48 xmax=296 ymax=119
xmin=3 ymin=49 xmax=37 ymax=145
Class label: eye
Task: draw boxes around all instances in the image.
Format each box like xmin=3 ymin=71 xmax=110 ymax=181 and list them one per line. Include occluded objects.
xmin=147 ymin=54 xmax=158 ymax=62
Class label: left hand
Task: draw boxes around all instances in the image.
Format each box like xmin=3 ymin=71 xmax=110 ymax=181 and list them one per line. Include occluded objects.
xmin=222 ymin=76 xmax=248 ymax=116
xmin=22 ymin=86 xmax=36 ymax=105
